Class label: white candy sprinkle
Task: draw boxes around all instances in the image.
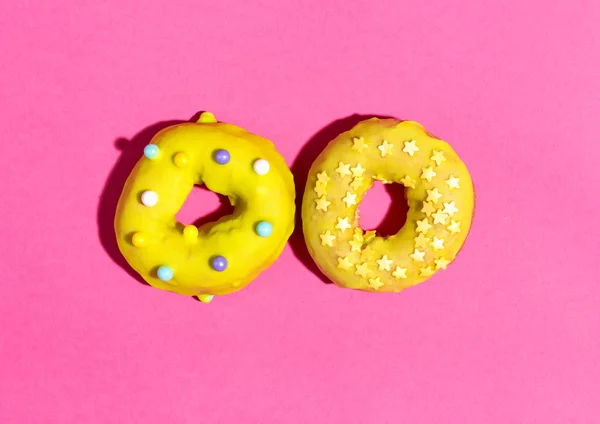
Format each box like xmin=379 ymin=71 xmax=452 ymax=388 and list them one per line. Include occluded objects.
xmin=253 ymin=159 xmax=270 ymax=175
xmin=141 ymin=190 xmax=158 ymax=207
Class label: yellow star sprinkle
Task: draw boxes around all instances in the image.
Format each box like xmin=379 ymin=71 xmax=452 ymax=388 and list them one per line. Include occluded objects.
xmin=342 ymin=191 xmax=357 ymax=208
xmin=368 ymin=277 xmax=384 ymax=290
xmin=410 ymin=249 xmax=426 ymax=263
xmin=447 ymin=220 xmax=461 ymax=234
xmin=364 ymin=230 xmax=377 ymax=242
xmin=314 ymin=181 xmax=327 ymax=197
xmin=426 ymin=188 xmax=442 ymax=204
xmin=400 ymin=175 xmax=416 ymax=189
xmin=378 ymin=140 xmax=394 ymax=157
xmin=352 ymin=136 xmax=368 ymax=153
xmin=421 ymin=201 xmax=436 ymax=216
xmin=320 ymin=230 xmax=336 ymax=247
xmin=355 ymin=262 xmax=371 ymax=279
xmin=414 ymin=233 xmax=430 ymax=248
xmin=416 ymin=218 xmax=432 ymax=234
xmin=419 ymin=266 xmax=435 ymax=277
xmin=335 ymin=217 xmax=352 ymax=233
xmin=315 ymin=196 xmax=331 ymax=211
xmin=443 ymin=201 xmax=458 ymax=217
xmin=431 ymin=150 xmax=446 ymax=166
xmin=353 ymin=227 xmax=364 ymax=242
xmin=350 ymin=163 xmax=366 ymax=178
xmin=402 ymin=140 xmax=419 ymax=156
xmin=392 ymin=266 xmax=408 ymax=279
xmin=420 ymin=166 xmax=437 ymax=182
xmin=445 ymin=175 xmax=460 ymax=190
xmin=434 ymin=257 xmax=451 ymax=270
xmin=335 ymin=162 xmax=352 ymax=177
xmin=350 ymin=177 xmax=364 ymax=190
xmin=337 ymin=256 xmax=354 ymax=271
xmin=376 ymin=255 xmax=393 ymax=271
xmin=349 ymin=239 xmax=363 ymax=252
xmin=430 ymin=236 xmax=445 ymax=251
xmin=317 ymin=171 xmax=329 ymax=184
xmin=432 ymin=210 xmax=449 ymax=225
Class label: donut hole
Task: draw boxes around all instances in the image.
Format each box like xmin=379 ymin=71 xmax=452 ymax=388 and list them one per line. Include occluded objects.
xmin=176 ymin=184 xmax=235 ymax=228
xmin=358 ymin=181 xmax=409 ymax=237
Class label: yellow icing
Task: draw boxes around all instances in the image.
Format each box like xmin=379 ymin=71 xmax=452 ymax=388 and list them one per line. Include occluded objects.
xmin=115 ymin=113 xmax=295 ymax=298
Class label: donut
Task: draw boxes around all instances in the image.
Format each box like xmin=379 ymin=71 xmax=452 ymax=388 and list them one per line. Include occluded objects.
xmin=115 ymin=112 xmax=295 ymax=302
xmin=301 ymin=118 xmax=474 ymax=292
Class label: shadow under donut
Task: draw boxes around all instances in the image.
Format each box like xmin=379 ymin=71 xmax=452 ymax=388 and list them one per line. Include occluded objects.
xmin=290 ymin=113 xmax=410 ymax=285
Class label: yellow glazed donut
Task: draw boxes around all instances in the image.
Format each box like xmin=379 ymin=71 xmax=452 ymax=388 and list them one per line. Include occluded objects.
xmin=115 ymin=112 xmax=295 ymax=302
xmin=301 ymin=118 xmax=474 ymax=292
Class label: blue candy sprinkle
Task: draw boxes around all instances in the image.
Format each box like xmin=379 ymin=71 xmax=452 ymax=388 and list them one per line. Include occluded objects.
xmin=211 ymin=256 xmax=228 ymax=272
xmin=255 ymin=221 xmax=273 ymax=237
xmin=214 ymin=149 xmax=230 ymax=165
xmin=144 ymin=144 xmax=159 ymax=159
xmin=157 ymin=265 xmax=174 ymax=281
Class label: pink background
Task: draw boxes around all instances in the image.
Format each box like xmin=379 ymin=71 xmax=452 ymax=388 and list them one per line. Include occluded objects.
xmin=1 ymin=0 xmax=599 ymax=422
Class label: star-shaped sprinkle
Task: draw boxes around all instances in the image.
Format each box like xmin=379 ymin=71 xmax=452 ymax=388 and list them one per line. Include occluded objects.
xmin=445 ymin=175 xmax=460 ymax=190
xmin=350 ymin=177 xmax=364 ymax=190
xmin=376 ymin=255 xmax=393 ymax=271
xmin=355 ymin=262 xmax=371 ymax=278
xmin=335 ymin=162 xmax=352 ymax=177
xmin=434 ymin=257 xmax=451 ymax=270
xmin=431 ymin=150 xmax=446 ymax=166
xmin=337 ymin=256 xmax=354 ymax=271
xmin=421 ymin=201 xmax=436 ymax=216
xmin=364 ymin=230 xmax=376 ymax=242
xmin=335 ymin=217 xmax=352 ymax=233
xmin=447 ymin=220 xmax=461 ymax=234
xmin=378 ymin=140 xmax=394 ymax=157
xmin=342 ymin=191 xmax=358 ymax=208
xmin=392 ymin=266 xmax=408 ymax=279
xmin=430 ymin=236 xmax=445 ymax=251
xmin=400 ymin=175 xmax=416 ymax=189
xmin=349 ymin=239 xmax=363 ymax=252
xmin=419 ymin=266 xmax=435 ymax=277
xmin=315 ymin=196 xmax=331 ymax=211
xmin=403 ymin=140 xmax=419 ymax=156
xmin=351 ymin=163 xmax=366 ymax=178
xmin=420 ymin=166 xmax=437 ymax=182
xmin=353 ymin=227 xmax=364 ymax=242
xmin=368 ymin=277 xmax=384 ymax=290
xmin=443 ymin=201 xmax=458 ymax=217
xmin=317 ymin=171 xmax=329 ymax=184
xmin=410 ymin=248 xmax=426 ymax=262
xmin=320 ymin=230 xmax=336 ymax=247
xmin=414 ymin=233 xmax=430 ymax=248
xmin=314 ymin=181 xmax=327 ymax=197
xmin=432 ymin=210 xmax=449 ymax=225
xmin=426 ymin=188 xmax=442 ymax=204
xmin=352 ymin=136 xmax=368 ymax=153
xmin=416 ymin=218 xmax=432 ymax=234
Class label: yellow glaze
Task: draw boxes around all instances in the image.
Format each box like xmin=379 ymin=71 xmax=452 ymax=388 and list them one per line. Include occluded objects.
xmin=115 ymin=113 xmax=295 ymax=298
xmin=302 ymin=118 xmax=474 ymax=292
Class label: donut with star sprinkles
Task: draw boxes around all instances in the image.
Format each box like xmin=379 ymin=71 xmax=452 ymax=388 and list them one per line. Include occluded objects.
xmin=301 ymin=117 xmax=474 ymax=292
xmin=115 ymin=112 xmax=295 ymax=302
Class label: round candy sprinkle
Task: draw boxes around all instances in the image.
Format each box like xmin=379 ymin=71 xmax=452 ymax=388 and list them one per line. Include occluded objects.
xmin=183 ymin=224 xmax=198 ymax=240
xmin=174 ymin=152 xmax=189 ymax=168
xmin=253 ymin=159 xmax=270 ymax=175
xmin=157 ymin=265 xmax=173 ymax=282
xmin=198 ymin=111 xmax=217 ymax=123
xmin=141 ymin=190 xmax=158 ymax=207
xmin=211 ymin=255 xmax=228 ymax=272
xmin=131 ymin=232 xmax=147 ymax=247
xmin=197 ymin=294 xmax=214 ymax=303
xmin=214 ymin=149 xmax=230 ymax=165
xmin=255 ymin=221 xmax=273 ymax=237
xmin=144 ymin=144 xmax=159 ymax=159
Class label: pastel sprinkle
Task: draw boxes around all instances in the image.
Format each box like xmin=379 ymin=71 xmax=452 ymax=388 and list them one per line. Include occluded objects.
xmin=157 ymin=265 xmax=173 ymax=282
xmin=253 ymin=159 xmax=270 ymax=175
xmin=174 ymin=152 xmax=189 ymax=168
xmin=211 ymin=255 xmax=228 ymax=272
xmin=141 ymin=190 xmax=158 ymax=207
xmin=214 ymin=149 xmax=230 ymax=165
xmin=144 ymin=144 xmax=159 ymax=159
xmin=131 ymin=232 xmax=147 ymax=247
xmin=197 ymin=294 xmax=214 ymax=303
xmin=255 ymin=221 xmax=273 ymax=237
xmin=183 ymin=225 xmax=198 ymax=240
